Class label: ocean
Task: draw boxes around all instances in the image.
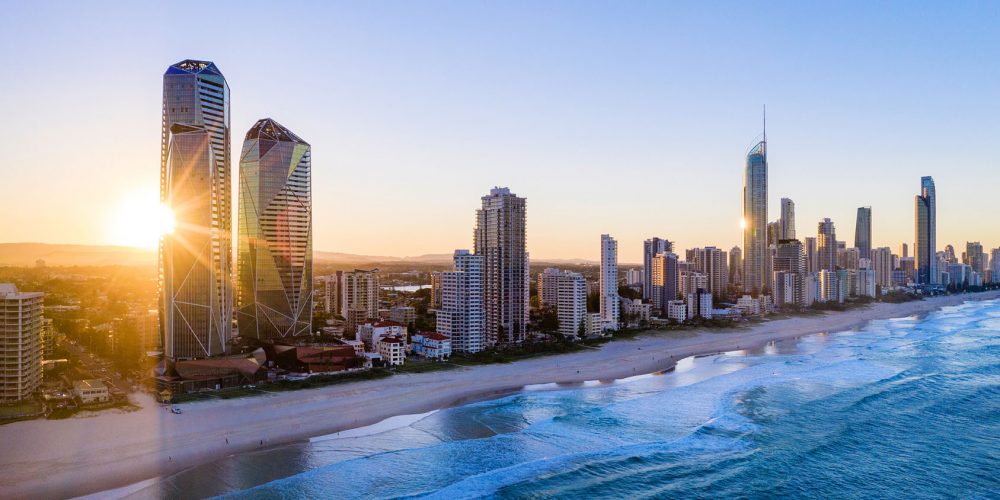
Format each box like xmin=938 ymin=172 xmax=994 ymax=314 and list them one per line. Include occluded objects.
xmin=127 ymin=299 xmax=1000 ymax=499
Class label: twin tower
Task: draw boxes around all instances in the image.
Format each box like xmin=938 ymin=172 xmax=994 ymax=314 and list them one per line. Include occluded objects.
xmin=159 ymin=60 xmax=312 ymax=360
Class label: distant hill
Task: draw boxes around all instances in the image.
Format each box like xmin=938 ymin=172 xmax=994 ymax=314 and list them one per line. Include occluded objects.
xmin=0 ymin=243 xmax=157 ymax=267
xmin=0 ymin=243 xmax=610 ymax=268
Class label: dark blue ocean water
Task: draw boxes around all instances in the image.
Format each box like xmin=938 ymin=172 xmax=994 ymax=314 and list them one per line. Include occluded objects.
xmin=132 ymin=299 xmax=1000 ymax=499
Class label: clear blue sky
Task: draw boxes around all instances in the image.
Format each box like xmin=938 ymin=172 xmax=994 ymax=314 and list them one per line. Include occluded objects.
xmin=1 ymin=1 xmax=998 ymax=262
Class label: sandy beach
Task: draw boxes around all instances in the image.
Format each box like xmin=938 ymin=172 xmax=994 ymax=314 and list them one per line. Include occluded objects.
xmin=2 ymin=291 xmax=997 ymax=499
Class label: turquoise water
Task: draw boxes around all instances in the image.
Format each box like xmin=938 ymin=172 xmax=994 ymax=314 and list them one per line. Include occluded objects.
xmin=135 ymin=299 xmax=1000 ymax=498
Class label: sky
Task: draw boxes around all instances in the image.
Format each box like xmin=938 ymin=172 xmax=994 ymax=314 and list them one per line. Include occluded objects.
xmin=0 ymin=1 xmax=998 ymax=263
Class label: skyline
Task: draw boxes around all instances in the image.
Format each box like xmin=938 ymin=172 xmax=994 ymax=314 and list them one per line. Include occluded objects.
xmin=2 ymin=2 xmax=1000 ymax=262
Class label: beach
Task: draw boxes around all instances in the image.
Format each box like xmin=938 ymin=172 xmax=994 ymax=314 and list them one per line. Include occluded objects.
xmin=2 ymin=291 xmax=997 ymax=499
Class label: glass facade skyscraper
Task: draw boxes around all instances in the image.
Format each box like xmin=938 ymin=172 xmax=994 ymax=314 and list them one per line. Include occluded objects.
xmin=237 ymin=119 xmax=313 ymax=340
xmin=159 ymin=60 xmax=232 ymax=360
xmin=743 ymin=140 xmax=768 ymax=294
xmin=915 ymin=176 xmax=937 ymax=285
xmin=855 ymin=206 xmax=872 ymax=260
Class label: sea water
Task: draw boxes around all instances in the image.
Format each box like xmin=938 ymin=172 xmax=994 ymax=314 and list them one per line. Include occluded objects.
xmin=129 ymin=299 xmax=1000 ymax=498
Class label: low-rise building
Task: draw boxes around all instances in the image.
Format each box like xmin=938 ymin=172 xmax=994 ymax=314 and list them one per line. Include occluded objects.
xmin=377 ymin=335 xmax=406 ymax=366
xmin=389 ymin=306 xmax=416 ymax=326
xmin=411 ymin=332 xmax=452 ymax=361
xmin=686 ymin=289 xmax=713 ymax=319
xmin=73 ymin=379 xmax=109 ymax=404
xmin=357 ymin=321 xmax=407 ymax=350
xmin=736 ymin=295 xmax=761 ymax=316
xmin=666 ymin=300 xmax=687 ymax=322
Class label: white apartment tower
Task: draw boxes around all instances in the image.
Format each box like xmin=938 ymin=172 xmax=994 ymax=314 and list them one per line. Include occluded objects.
xmin=0 ymin=284 xmax=43 ymax=403
xmin=438 ymin=250 xmax=485 ymax=353
xmin=600 ymin=234 xmax=620 ymax=330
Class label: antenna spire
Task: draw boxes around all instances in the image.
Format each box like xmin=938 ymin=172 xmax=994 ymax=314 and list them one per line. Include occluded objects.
xmin=763 ymin=104 xmax=766 ymax=145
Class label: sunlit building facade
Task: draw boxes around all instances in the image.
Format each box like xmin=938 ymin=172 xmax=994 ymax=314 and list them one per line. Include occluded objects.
xmin=600 ymin=234 xmax=620 ymax=330
xmin=237 ymin=119 xmax=313 ymax=340
xmin=159 ymin=60 xmax=232 ymax=360
xmin=743 ymin=139 xmax=768 ymax=294
xmin=0 ymin=284 xmax=43 ymax=403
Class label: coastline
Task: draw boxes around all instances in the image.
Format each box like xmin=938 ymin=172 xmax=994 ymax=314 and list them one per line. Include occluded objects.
xmin=2 ymin=291 xmax=997 ymax=499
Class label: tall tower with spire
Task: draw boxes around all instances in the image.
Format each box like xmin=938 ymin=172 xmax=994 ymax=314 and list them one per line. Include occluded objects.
xmin=742 ymin=109 xmax=769 ymax=294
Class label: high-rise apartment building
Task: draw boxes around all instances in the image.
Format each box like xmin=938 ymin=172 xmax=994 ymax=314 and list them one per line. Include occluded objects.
xmin=322 ymin=271 xmax=344 ymax=315
xmin=855 ymin=206 xmax=872 ymax=260
xmin=475 ymin=187 xmax=529 ymax=346
xmin=0 ymin=284 xmax=43 ymax=403
xmin=642 ymin=237 xmax=672 ymax=300
xmin=600 ymin=234 xmax=619 ymax=330
xmin=900 ymin=243 xmax=909 ymax=258
xmin=743 ymin=134 xmax=768 ymax=294
xmin=538 ymin=269 xmax=588 ymax=339
xmin=817 ymin=218 xmax=838 ymax=272
xmin=438 ymin=250 xmax=484 ymax=354
xmin=871 ymin=247 xmax=893 ymax=289
xmin=780 ymin=198 xmax=796 ymax=240
xmin=804 ymin=237 xmax=818 ymax=274
xmin=965 ymin=242 xmax=985 ymax=277
xmin=728 ymin=246 xmax=742 ymax=286
xmin=159 ymin=60 xmax=232 ymax=360
xmin=341 ymin=270 xmax=380 ymax=319
xmin=236 ymin=119 xmax=312 ymax=340
xmin=689 ymin=247 xmax=729 ymax=300
xmin=650 ymin=252 xmax=679 ymax=314
xmin=537 ymin=268 xmax=563 ymax=309
xmin=773 ymin=239 xmax=805 ymax=306
xmin=915 ymin=176 xmax=937 ymax=285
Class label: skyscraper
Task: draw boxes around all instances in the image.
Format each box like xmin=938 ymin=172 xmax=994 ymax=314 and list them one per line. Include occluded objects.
xmin=475 ymin=187 xmax=528 ymax=346
xmin=159 ymin=60 xmax=231 ymax=360
xmin=855 ymin=206 xmax=872 ymax=260
xmin=780 ymin=197 xmax=795 ymax=240
xmin=817 ymin=218 xmax=838 ymax=272
xmin=237 ymin=119 xmax=312 ymax=340
xmin=600 ymin=234 xmax=620 ymax=330
xmin=773 ymin=239 xmax=805 ymax=306
xmin=642 ymin=237 xmax=672 ymax=300
xmin=965 ymin=242 xmax=985 ymax=277
xmin=728 ymin=246 xmax=742 ymax=286
xmin=743 ymin=131 xmax=768 ymax=294
xmin=871 ymin=247 xmax=894 ymax=289
xmin=340 ymin=270 xmax=380 ymax=319
xmin=804 ymin=237 xmax=818 ymax=274
xmin=915 ymin=176 xmax=937 ymax=285
xmin=438 ymin=250 xmax=484 ymax=353
xmin=0 ymin=284 xmax=43 ymax=402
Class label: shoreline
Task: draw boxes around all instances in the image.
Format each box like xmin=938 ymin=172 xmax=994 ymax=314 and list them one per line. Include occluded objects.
xmin=2 ymin=291 xmax=997 ymax=499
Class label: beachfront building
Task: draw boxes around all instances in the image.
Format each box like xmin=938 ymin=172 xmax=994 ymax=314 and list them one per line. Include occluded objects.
xmin=600 ymin=234 xmax=620 ymax=331
xmin=687 ymin=289 xmax=713 ymax=319
xmin=650 ymin=252 xmax=680 ymax=315
xmin=236 ymin=119 xmax=313 ymax=340
xmin=856 ymin=268 xmax=877 ymax=298
xmin=736 ymin=295 xmax=761 ymax=316
xmin=556 ymin=270 xmax=589 ymax=338
xmin=0 ymin=284 xmax=43 ymax=403
xmin=476 ymin=187 xmax=529 ymax=346
xmin=377 ymin=336 xmax=406 ymax=366
xmin=357 ymin=321 xmax=406 ymax=351
xmin=438 ymin=250 xmax=485 ymax=353
xmin=643 ymin=237 xmax=673 ymax=300
xmin=159 ymin=60 xmax=232 ymax=360
xmin=743 ymin=132 xmax=769 ymax=294
xmin=621 ymin=298 xmax=652 ymax=326
xmin=818 ymin=270 xmax=840 ymax=303
xmin=410 ymin=333 xmax=452 ymax=361
xmin=915 ymin=176 xmax=938 ymax=285
xmin=667 ymin=300 xmax=687 ymax=322
xmin=73 ymin=379 xmax=110 ymax=405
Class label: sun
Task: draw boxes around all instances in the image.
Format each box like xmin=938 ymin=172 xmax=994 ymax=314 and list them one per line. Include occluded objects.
xmin=109 ymin=189 xmax=175 ymax=249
